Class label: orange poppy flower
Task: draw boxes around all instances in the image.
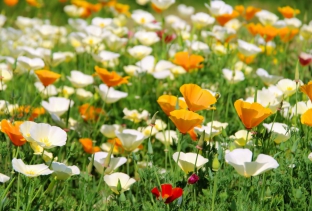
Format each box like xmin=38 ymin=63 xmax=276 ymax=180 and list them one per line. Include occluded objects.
xmin=18 ymin=106 xmax=45 ymax=120
xmin=95 ymin=66 xmax=129 ymax=87
xmin=79 ymin=138 xmax=101 ymax=154
xmin=169 ymin=110 xmax=204 ymax=134
xmin=278 ymin=28 xmax=299 ymax=43
xmin=26 ymin=0 xmax=41 ymax=7
xmin=300 ymin=81 xmax=312 ymax=101
xmin=101 ymin=0 xmax=116 ymax=7
xmin=246 ymin=23 xmax=278 ymax=42
xmin=79 ymin=103 xmax=105 ymax=121
xmin=1 ymin=120 xmax=26 ymax=146
xmin=180 ymin=84 xmax=217 ymax=112
xmin=173 ymin=52 xmax=204 ymax=72
xmin=4 ymin=0 xmax=18 ymax=6
xmin=234 ymin=100 xmax=272 ymax=130
xmin=114 ymin=3 xmax=131 ymax=17
xmin=216 ymin=11 xmax=239 ymax=26
xmin=35 ymin=70 xmax=61 ymax=87
xmin=235 ymin=5 xmax=261 ymax=21
xmin=238 ymin=53 xmax=255 ymax=65
xmin=278 ymin=6 xmax=300 ymax=19
xmin=301 ymin=108 xmax=312 ymax=127
xmin=157 ymin=95 xmax=187 ymax=116
xmin=187 ymin=127 xmax=198 ymax=141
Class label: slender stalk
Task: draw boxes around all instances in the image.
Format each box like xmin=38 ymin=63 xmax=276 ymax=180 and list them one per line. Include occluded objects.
xmin=211 ymin=171 xmax=218 ymax=211
xmin=16 ymin=174 xmax=20 ymax=211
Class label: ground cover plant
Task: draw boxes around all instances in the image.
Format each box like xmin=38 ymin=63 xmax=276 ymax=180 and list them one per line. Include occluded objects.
xmin=1 ymin=0 xmax=312 ymax=210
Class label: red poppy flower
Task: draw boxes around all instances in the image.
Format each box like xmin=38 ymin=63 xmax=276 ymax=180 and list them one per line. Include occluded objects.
xmin=151 ymin=184 xmax=183 ymax=204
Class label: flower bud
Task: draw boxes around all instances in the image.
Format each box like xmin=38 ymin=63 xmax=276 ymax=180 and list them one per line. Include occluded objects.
xmin=147 ymin=139 xmax=153 ymax=155
xmin=196 ymin=134 xmax=205 ymax=150
xmin=187 ymin=173 xmax=200 ymax=184
xmin=150 ymin=111 xmax=159 ymax=126
xmin=212 ymin=154 xmax=220 ymax=171
xmin=117 ymin=179 xmax=122 ymax=193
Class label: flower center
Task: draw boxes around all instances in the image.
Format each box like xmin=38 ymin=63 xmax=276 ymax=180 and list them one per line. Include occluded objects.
xmin=41 ymin=137 xmax=51 ymax=147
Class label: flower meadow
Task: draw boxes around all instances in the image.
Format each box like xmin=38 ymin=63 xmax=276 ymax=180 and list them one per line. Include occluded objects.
xmin=1 ymin=0 xmax=312 ymax=210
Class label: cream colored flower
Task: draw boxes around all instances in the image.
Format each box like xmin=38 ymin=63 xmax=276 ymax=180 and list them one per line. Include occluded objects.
xmin=172 ymin=152 xmax=208 ymax=174
xmin=131 ymin=11 xmax=155 ymax=25
xmin=104 ymin=172 xmax=136 ymax=194
xmin=51 ymin=162 xmax=80 ymax=180
xmin=155 ymin=130 xmax=178 ymax=145
xmin=151 ymin=0 xmax=175 ymax=10
xmin=12 ymin=158 xmax=53 ymax=177
xmin=237 ymin=39 xmax=261 ymax=57
xmin=191 ymin=12 xmax=215 ymax=29
xmin=256 ymin=10 xmax=279 ymax=26
xmin=263 ymin=122 xmax=294 ymax=144
xmin=97 ymin=84 xmax=128 ymax=104
xmin=0 ymin=173 xmax=10 ymax=183
xmin=76 ymin=88 xmax=93 ymax=101
xmin=128 ymin=45 xmax=152 ymax=60
xmin=205 ymin=0 xmax=233 ymax=16
xmin=115 ymin=129 xmax=146 ymax=152
xmin=41 ymin=97 xmax=74 ymax=117
xmin=100 ymin=124 xmax=123 ymax=138
xmin=134 ymin=31 xmax=160 ymax=46
xmin=67 ymin=70 xmax=94 ymax=88
xmin=123 ymin=108 xmax=149 ymax=123
xmin=177 ymin=4 xmax=195 ymax=18
xmin=91 ymin=152 xmax=127 ymax=174
xmin=230 ymin=130 xmax=252 ymax=147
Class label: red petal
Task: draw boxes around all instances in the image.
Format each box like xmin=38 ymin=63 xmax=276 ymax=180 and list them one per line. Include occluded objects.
xmin=161 ymin=184 xmax=173 ymax=199
xmin=165 ymin=188 xmax=183 ymax=204
xmin=151 ymin=187 xmax=160 ymax=198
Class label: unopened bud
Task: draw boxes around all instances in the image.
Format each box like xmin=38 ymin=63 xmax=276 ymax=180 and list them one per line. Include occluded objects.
xmin=117 ymin=179 xmax=122 ymax=193
xmin=196 ymin=135 xmax=205 ymax=150
xmin=212 ymin=154 xmax=220 ymax=171
xmin=147 ymin=139 xmax=153 ymax=155
xmin=119 ymin=192 xmax=126 ymax=201
xmin=187 ymin=173 xmax=200 ymax=184
xmin=150 ymin=111 xmax=159 ymax=126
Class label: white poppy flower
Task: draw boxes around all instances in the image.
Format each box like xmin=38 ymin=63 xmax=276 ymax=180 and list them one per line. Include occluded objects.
xmin=204 ymin=0 xmax=233 ymax=16
xmin=263 ymin=122 xmax=293 ymax=144
xmin=19 ymin=121 xmax=38 ymax=142
xmin=155 ymin=130 xmax=178 ymax=145
xmin=76 ymin=88 xmax=93 ymax=101
xmin=17 ymin=56 xmax=44 ymax=70
xmin=256 ymin=10 xmax=279 ymax=26
xmin=256 ymin=68 xmax=283 ymax=86
xmin=41 ymin=97 xmax=74 ymax=117
xmin=191 ymin=12 xmax=215 ymax=29
xmin=64 ymin=5 xmax=85 ymax=17
xmin=222 ymin=68 xmax=245 ymax=84
xmin=134 ymin=31 xmax=160 ymax=46
xmin=29 ymin=123 xmax=67 ymax=149
xmin=12 ymin=158 xmax=53 ymax=177
xmin=225 ymin=148 xmax=279 ymax=177
xmin=237 ymin=40 xmax=262 ymax=56
xmin=177 ymin=4 xmax=195 ymax=18
xmin=128 ymin=45 xmax=152 ymax=60
xmin=284 ymin=18 xmax=302 ymax=29
xmin=34 ymin=82 xmax=58 ymax=98
xmin=300 ymin=24 xmax=312 ymax=40
xmin=91 ymin=152 xmax=127 ymax=175
xmin=0 ymin=173 xmax=10 ymax=183
xmin=131 ymin=11 xmax=155 ymax=25
xmin=151 ymin=0 xmax=175 ymax=10
xmin=51 ymin=162 xmax=80 ymax=180
xmin=276 ymin=79 xmax=302 ymax=98
xmin=138 ymin=126 xmax=158 ymax=137
xmin=97 ymin=84 xmax=128 ymax=104
xmin=194 ymin=126 xmax=221 ymax=140
xmin=123 ymin=108 xmax=149 ymax=123
xmin=104 ymin=172 xmax=136 ymax=194
xmin=100 ymin=124 xmax=123 ymax=138
xmin=136 ymin=0 xmax=150 ymax=6
xmin=67 ymin=70 xmax=94 ymax=88
xmin=92 ymin=17 xmax=112 ymax=28
xmin=115 ymin=129 xmax=146 ymax=152
xmin=230 ymin=130 xmax=252 ymax=147
xmin=172 ymin=152 xmax=208 ymax=174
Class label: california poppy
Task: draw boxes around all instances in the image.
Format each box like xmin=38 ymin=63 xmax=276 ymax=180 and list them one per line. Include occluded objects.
xmin=95 ymin=66 xmax=129 ymax=87
xmin=79 ymin=138 xmax=101 ymax=154
xmin=1 ymin=120 xmax=26 ymax=146
xmin=157 ymin=95 xmax=187 ymax=116
xmin=151 ymin=184 xmax=183 ymax=204
xmin=173 ymin=52 xmax=204 ymax=72
xmin=169 ymin=110 xmax=204 ymax=134
xmin=235 ymin=5 xmax=261 ymax=21
xmin=278 ymin=6 xmax=300 ymax=19
xmin=238 ymin=53 xmax=255 ymax=65
xmin=278 ymin=28 xmax=299 ymax=43
xmin=234 ymin=100 xmax=272 ymax=130
xmin=35 ymin=70 xmax=61 ymax=87
xmin=4 ymin=0 xmax=18 ymax=6
xmin=180 ymin=84 xmax=217 ymax=112
xmin=79 ymin=103 xmax=105 ymax=121
xmin=18 ymin=106 xmax=45 ymax=121
xmin=301 ymin=109 xmax=312 ymax=127
xmin=300 ymin=82 xmax=312 ymax=101
xmin=215 ymin=11 xmax=239 ymax=26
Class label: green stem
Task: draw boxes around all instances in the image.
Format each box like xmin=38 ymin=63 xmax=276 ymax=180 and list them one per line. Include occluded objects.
xmin=16 ymin=174 xmax=20 ymax=211
xmin=211 ymin=171 xmax=218 ymax=211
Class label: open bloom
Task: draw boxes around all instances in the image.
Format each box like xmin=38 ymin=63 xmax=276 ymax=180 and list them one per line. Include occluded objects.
xmin=237 ymin=40 xmax=261 ymax=57
xmin=173 ymin=52 xmax=204 ymax=72
xmin=157 ymin=95 xmax=187 ymax=116
xmin=256 ymin=68 xmax=282 ymax=86
xmin=278 ymin=6 xmax=300 ymax=19
xmin=225 ymin=149 xmax=279 ymax=177
xmin=79 ymin=138 xmax=101 ymax=154
xmin=1 ymin=120 xmax=26 ymax=146
xmin=151 ymin=0 xmax=175 ymax=11
xmin=172 ymin=152 xmax=208 ymax=173
xmin=100 ymin=124 xmax=122 ymax=138
xmin=12 ymin=158 xmax=53 ymax=177
xmin=155 ymin=130 xmax=178 ymax=145
xmin=169 ymin=110 xmax=204 ymax=134
xmin=263 ymin=122 xmax=294 ymax=144
xmin=0 ymin=173 xmax=10 ymax=183
xmin=300 ymin=81 xmax=312 ymax=101
xmin=29 ymin=123 xmax=67 ymax=149
xmin=115 ymin=129 xmax=146 ymax=152
xmin=95 ymin=66 xmax=129 ymax=87
xmin=234 ymin=100 xmax=272 ymax=130
xmin=41 ymin=97 xmax=74 ymax=117
xmin=104 ymin=172 xmax=136 ymax=194
xmin=90 ymin=152 xmax=127 ymax=174
xmin=51 ymin=162 xmax=80 ymax=180
xmin=67 ymin=70 xmax=94 ymax=88
xmin=151 ymin=184 xmax=183 ymax=204
xmin=230 ymin=130 xmax=252 ymax=147
xmin=35 ymin=70 xmax=61 ymax=87
xmin=180 ymin=84 xmax=216 ymax=112
xmin=79 ymin=104 xmax=104 ymax=121
xmin=97 ymin=84 xmax=128 ymax=104
xmin=301 ymin=108 xmax=312 ymax=127
xmin=123 ymin=108 xmax=149 ymax=123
